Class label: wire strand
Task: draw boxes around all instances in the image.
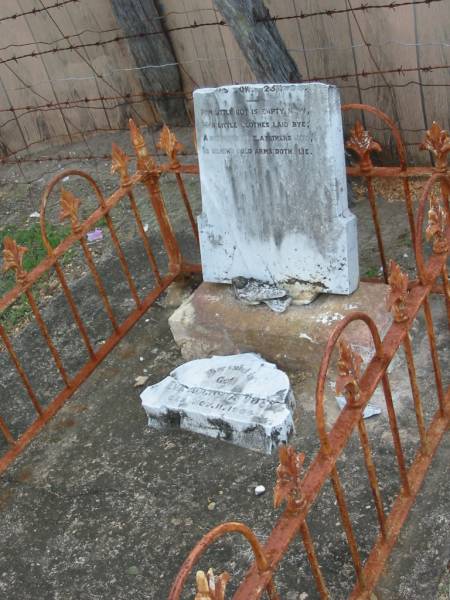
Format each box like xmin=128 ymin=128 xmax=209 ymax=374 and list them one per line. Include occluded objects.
xmin=0 ymin=0 xmax=80 ymax=24
xmin=257 ymin=0 xmax=443 ymax=22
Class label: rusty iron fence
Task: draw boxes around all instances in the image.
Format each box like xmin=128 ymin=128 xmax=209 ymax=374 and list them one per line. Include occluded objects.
xmin=0 ymin=119 xmax=200 ymax=474
xmin=343 ymin=103 xmax=449 ymax=291
xmin=0 ymin=104 xmax=449 ymax=598
xmin=168 ymin=112 xmax=450 ymax=598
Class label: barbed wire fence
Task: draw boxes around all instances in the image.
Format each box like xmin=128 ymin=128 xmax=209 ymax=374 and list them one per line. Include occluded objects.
xmin=0 ymin=0 xmax=448 ymax=186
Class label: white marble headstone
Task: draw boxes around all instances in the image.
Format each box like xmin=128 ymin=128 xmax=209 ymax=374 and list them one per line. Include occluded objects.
xmin=141 ymin=353 xmax=294 ymax=454
xmin=194 ymin=83 xmax=359 ymax=295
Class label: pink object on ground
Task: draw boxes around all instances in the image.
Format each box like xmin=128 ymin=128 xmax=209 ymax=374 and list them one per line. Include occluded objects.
xmin=86 ymin=228 xmax=103 ymax=242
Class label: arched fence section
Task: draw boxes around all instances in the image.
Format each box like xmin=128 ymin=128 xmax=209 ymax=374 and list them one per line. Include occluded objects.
xmin=0 ymin=119 xmax=200 ymax=473
xmin=0 ymin=105 xmax=449 ymax=598
xmin=169 ymin=149 xmax=450 ymax=598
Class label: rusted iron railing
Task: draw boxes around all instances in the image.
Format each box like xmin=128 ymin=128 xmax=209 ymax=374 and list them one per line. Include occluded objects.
xmin=0 ymin=105 xmax=449 ymax=597
xmin=0 ymin=119 xmax=200 ymax=475
xmin=343 ymin=103 xmax=450 ymax=290
xmin=169 ymin=141 xmax=450 ymax=597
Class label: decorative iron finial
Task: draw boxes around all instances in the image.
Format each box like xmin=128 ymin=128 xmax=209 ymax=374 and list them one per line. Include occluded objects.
xmin=387 ymin=260 xmax=409 ymax=323
xmin=157 ymin=124 xmax=183 ymax=165
xmin=129 ymin=118 xmax=156 ymax=173
xmin=195 ymin=569 xmax=230 ymax=600
xmin=111 ymin=143 xmax=130 ymax=186
xmin=346 ymin=120 xmax=381 ymax=173
xmin=59 ymin=188 xmax=81 ymax=232
xmin=2 ymin=237 xmax=28 ymax=284
xmin=420 ymin=122 xmax=450 ymax=172
xmin=336 ymin=340 xmax=363 ymax=407
xmin=274 ymin=445 xmax=306 ymax=512
xmin=426 ymin=193 xmax=448 ymax=254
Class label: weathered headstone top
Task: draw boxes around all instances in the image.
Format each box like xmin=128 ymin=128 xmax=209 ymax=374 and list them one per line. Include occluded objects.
xmin=141 ymin=353 xmax=295 ymax=454
xmin=194 ymin=82 xmax=359 ymax=295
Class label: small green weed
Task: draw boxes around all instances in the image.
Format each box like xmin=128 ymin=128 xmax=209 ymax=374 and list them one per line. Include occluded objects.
xmin=97 ymin=216 xmax=108 ymax=228
xmin=397 ymin=231 xmax=413 ymax=247
xmin=0 ymin=222 xmax=72 ymax=331
xmin=364 ymin=267 xmax=380 ymax=278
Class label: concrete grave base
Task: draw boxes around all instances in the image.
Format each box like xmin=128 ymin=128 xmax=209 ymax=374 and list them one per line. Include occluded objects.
xmin=169 ymin=281 xmax=392 ymax=371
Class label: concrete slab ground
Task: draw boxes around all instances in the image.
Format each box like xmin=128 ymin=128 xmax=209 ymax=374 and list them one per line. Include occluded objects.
xmin=0 ymin=291 xmax=448 ymax=600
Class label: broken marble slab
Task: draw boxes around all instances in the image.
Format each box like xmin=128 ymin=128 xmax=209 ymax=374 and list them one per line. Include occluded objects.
xmin=232 ymin=277 xmax=292 ymax=313
xmin=233 ymin=277 xmax=286 ymax=304
xmin=336 ymin=395 xmax=381 ymax=419
xmin=264 ymin=296 xmax=292 ymax=313
xmin=283 ymin=281 xmax=322 ymax=306
xmin=232 ymin=278 xmax=320 ymax=312
xmin=140 ymin=353 xmax=295 ymax=454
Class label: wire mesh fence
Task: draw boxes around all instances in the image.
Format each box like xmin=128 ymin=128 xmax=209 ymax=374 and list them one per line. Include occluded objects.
xmin=0 ymin=0 xmax=449 ymax=177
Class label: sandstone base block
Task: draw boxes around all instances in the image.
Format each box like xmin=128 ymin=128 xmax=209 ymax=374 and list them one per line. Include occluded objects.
xmin=169 ymin=282 xmax=392 ymax=371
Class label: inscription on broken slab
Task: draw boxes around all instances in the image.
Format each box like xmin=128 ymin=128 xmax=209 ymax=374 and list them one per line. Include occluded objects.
xmin=194 ymin=83 xmax=359 ymax=295
xmin=140 ymin=353 xmax=295 ymax=454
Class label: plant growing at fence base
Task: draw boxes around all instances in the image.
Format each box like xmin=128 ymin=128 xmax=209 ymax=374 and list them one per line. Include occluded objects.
xmin=0 ymin=223 xmax=72 ymax=331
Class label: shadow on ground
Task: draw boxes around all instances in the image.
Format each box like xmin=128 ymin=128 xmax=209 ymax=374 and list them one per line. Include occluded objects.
xmin=0 ymin=287 xmax=448 ymax=599
xmin=0 ymin=127 xmax=448 ymax=599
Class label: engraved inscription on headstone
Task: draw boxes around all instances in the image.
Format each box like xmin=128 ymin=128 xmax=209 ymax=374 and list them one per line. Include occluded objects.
xmin=141 ymin=353 xmax=295 ymax=454
xmin=194 ymin=83 xmax=359 ymax=295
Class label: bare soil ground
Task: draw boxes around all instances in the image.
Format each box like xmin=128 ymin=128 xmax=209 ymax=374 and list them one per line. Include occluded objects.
xmin=0 ymin=126 xmax=448 ymax=599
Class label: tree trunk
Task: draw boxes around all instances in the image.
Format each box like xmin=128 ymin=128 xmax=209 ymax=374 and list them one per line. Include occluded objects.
xmin=213 ymin=0 xmax=302 ymax=83
xmin=111 ymin=0 xmax=189 ymax=125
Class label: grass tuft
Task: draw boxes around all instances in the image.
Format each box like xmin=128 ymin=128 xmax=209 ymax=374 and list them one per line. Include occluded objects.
xmin=0 ymin=223 xmax=72 ymax=331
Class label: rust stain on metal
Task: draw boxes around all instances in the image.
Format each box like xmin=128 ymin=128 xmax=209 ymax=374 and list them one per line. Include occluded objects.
xmin=111 ymin=142 xmax=131 ymax=187
xmin=0 ymin=117 xmax=200 ymax=472
xmin=2 ymin=237 xmax=70 ymax=388
xmin=1 ymin=104 xmax=449 ymax=600
xmin=420 ymin=121 xmax=450 ymax=172
xmin=387 ymin=260 xmax=409 ymax=323
xmin=2 ymin=237 xmax=28 ymax=285
xmin=195 ymin=569 xmax=230 ymax=600
xmin=168 ymin=522 xmax=279 ymax=600
xmin=60 ymin=187 xmax=119 ymax=331
xmin=336 ymin=339 xmax=363 ymax=407
xmin=273 ymin=445 xmax=306 ymax=512
xmin=60 ymin=188 xmax=82 ymax=230
xmin=345 ymin=119 xmax=382 ymax=174
xmin=171 ymin=210 xmax=449 ymax=599
xmin=426 ymin=193 xmax=448 ymax=254
xmin=129 ymin=119 xmax=183 ymax=272
xmin=156 ymin=124 xmax=199 ymax=244
xmin=157 ymin=123 xmax=183 ymax=166
xmin=345 ymin=116 xmax=388 ymax=280
xmin=129 ymin=118 xmax=157 ymax=173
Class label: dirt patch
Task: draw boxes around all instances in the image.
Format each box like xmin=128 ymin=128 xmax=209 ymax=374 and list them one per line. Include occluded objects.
xmin=0 ymin=127 xmax=448 ymax=599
